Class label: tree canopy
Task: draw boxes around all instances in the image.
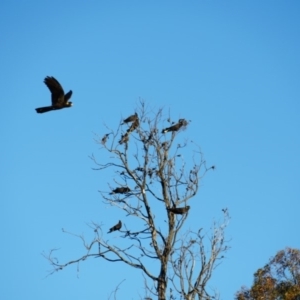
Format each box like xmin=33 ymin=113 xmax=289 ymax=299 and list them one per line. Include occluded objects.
xmin=235 ymin=247 xmax=300 ymax=300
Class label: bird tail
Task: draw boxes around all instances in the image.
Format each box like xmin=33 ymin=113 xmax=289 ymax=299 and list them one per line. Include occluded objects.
xmin=35 ymin=106 xmax=55 ymax=113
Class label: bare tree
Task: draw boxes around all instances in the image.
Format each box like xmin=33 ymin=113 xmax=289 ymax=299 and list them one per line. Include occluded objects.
xmin=43 ymin=101 xmax=230 ymax=300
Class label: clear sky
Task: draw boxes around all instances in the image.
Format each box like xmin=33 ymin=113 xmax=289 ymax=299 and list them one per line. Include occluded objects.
xmin=1 ymin=1 xmax=299 ymax=299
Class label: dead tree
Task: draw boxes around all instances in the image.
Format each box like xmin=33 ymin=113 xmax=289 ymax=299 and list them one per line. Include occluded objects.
xmin=43 ymin=101 xmax=230 ymax=300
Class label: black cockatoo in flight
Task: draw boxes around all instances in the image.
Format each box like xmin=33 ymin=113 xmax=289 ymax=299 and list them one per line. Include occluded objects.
xmin=35 ymin=76 xmax=72 ymax=113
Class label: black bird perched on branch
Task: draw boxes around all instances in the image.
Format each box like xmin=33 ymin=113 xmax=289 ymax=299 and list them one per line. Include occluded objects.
xmin=101 ymin=133 xmax=110 ymax=145
xmin=110 ymin=187 xmax=131 ymax=194
xmin=35 ymin=76 xmax=72 ymax=113
xmin=161 ymin=119 xmax=187 ymax=133
xmin=122 ymin=112 xmax=138 ymax=124
xmin=167 ymin=206 xmax=190 ymax=214
xmin=107 ymin=220 xmax=122 ymax=233
xmin=127 ymin=118 xmax=140 ymax=133
xmin=119 ymin=132 xmax=130 ymax=144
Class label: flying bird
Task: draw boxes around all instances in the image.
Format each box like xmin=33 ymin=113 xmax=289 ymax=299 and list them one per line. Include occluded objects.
xmin=110 ymin=187 xmax=131 ymax=194
xmin=122 ymin=113 xmax=138 ymax=124
xmin=161 ymin=119 xmax=187 ymax=133
xmin=35 ymin=76 xmax=73 ymax=113
xmin=107 ymin=220 xmax=122 ymax=233
xmin=167 ymin=206 xmax=190 ymax=215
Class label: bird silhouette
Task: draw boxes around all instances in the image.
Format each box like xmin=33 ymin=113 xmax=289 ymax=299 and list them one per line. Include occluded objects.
xmin=119 ymin=132 xmax=130 ymax=144
xmin=110 ymin=187 xmax=131 ymax=194
xmin=127 ymin=118 xmax=139 ymax=133
xmin=167 ymin=206 xmax=190 ymax=214
xmin=122 ymin=112 xmax=138 ymax=124
xmin=35 ymin=76 xmax=72 ymax=113
xmin=161 ymin=119 xmax=187 ymax=133
xmin=101 ymin=133 xmax=110 ymax=145
xmin=107 ymin=220 xmax=122 ymax=233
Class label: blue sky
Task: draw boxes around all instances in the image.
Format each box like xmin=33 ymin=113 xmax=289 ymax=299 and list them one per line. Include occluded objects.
xmin=1 ymin=1 xmax=300 ymax=299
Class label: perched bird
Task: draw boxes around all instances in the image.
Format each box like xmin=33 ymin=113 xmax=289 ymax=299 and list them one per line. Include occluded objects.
xmin=119 ymin=132 xmax=129 ymax=144
xmin=122 ymin=113 xmax=138 ymax=124
xmin=127 ymin=118 xmax=139 ymax=133
xmin=35 ymin=76 xmax=72 ymax=113
xmin=110 ymin=186 xmax=131 ymax=194
xmin=161 ymin=119 xmax=187 ymax=133
xmin=101 ymin=133 xmax=110 ymax=145
xmin=107 ymin=220 xmax=122 ymax=233
xmin=133 ymin=117 xmax=140 ymax=128
xmin=167 ymin=206 xmax=190 ymax=214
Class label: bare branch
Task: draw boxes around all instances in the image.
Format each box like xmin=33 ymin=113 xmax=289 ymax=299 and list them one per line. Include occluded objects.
xmin=45 ymin=101 xmax=228 ymax=300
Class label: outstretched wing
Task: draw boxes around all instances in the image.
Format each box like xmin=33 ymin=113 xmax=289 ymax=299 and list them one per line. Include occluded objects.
xmin=64 ymin=90 xmax=73 ymax=102
xmin=44 ymin=76 xmax=65 ymax=106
